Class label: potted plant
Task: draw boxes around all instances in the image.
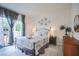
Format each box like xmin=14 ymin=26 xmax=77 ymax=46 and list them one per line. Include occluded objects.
xmin=60 ymin=25 xmax=71 ymax=36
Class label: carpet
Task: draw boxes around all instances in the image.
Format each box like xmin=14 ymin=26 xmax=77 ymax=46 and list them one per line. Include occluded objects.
xmin=0 ymin=45 xmax=27 ymax=56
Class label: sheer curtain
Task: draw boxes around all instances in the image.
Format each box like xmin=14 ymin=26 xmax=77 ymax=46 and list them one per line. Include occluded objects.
xmin=22 ymin=15 xmax=25 ymax=36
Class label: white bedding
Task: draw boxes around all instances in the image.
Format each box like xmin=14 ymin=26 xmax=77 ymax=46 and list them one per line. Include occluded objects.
xmin=16 ymin=29 xmax=49 ymax=55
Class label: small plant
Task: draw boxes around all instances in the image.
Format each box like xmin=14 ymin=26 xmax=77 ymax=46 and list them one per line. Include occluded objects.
xmin=60 ymin=25 xmax=71 ymax=36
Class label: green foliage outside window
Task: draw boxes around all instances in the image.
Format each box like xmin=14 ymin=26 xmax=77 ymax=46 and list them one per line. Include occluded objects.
xmin=15 ymin=23 xmax=21 ymax=32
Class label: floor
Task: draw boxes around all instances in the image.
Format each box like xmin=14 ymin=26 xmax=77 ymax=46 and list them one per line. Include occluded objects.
xmin=40 ymin=45 xmax=63 ymax=56
xmin=0 ymin=45 xmax=63 ymax=56
xmin=0 ymin=45 xmax=27 ymax=56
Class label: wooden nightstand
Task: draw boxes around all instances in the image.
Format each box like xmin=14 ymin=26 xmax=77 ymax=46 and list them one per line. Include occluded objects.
xmin=49 ymin=36 xmax=57 ymax=45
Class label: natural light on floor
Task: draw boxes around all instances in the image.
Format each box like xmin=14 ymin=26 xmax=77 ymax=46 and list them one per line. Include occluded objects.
xmin=0 ymin=45 xmax=27 ymax=56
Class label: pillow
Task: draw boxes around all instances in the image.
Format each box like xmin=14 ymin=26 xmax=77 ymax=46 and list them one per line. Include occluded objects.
xmin=32 ymin=32 xmax=39 ymax=38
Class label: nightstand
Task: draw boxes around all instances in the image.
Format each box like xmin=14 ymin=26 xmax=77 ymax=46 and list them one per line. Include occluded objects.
xmin=49 ymin=36 xmax=57 ymax=45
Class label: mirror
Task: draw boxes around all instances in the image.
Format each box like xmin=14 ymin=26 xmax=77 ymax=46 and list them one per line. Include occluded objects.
xmin=74 ymin=15 xmax=79 ymax=32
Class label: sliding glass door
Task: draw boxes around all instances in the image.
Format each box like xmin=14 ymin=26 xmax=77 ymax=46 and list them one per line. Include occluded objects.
xmin=0 ymin=16 xmax=10 ymax=46
xmin=0 ymin=7 xmax=25 ymax=46
xmin=2 ymin=17 xmax=10 ymax=46
xmin=0 ymin=15 xmax=24 ymax=46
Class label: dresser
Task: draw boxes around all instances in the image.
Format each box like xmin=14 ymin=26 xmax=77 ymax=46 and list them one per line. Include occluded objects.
xmin=63 ymin=36 xmax=79 ymax=56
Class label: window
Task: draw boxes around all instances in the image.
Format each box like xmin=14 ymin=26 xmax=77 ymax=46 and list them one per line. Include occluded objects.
xmin=13 ymin=20 xmax=23 ymax=39
xmin=0 ymin=16 xmax=10 ymax=46
xmin=2 ymin=17 xmax=9 ymax=31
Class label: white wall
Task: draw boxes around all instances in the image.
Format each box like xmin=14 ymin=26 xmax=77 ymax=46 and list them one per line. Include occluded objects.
xmin=25 ymin=15 xmax=34 ymax=36
xmin=25 ymin=4 xmax=72 ymax=41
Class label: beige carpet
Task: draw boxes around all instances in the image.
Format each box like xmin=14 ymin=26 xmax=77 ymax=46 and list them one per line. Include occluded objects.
xmin=40 ymin=45 xmax=63 ymax=56
xmin=0 ymin=45 xmax=27 ymax=56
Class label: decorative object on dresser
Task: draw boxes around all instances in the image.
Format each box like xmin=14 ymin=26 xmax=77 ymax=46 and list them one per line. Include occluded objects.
xmin=63 ymin=36 xmax=79 ymax=56
xmin=60 ymin=25 xmax=71 ymax=36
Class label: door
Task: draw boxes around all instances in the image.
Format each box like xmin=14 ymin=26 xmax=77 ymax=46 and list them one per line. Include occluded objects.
xmin=0 ymin=16 xmax=10 ymax=46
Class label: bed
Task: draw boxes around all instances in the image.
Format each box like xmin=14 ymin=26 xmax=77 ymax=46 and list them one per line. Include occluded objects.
xmin=16 ymin=28 xmax=49 ymax=56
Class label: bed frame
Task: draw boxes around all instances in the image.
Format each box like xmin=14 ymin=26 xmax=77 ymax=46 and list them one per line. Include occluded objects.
xmin=18 ymin=43 xmax=49 ymax=56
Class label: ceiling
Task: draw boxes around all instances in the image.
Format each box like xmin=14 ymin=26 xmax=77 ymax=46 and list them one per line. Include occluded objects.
xmin=0 ymin=3 xmax=72 ymax=16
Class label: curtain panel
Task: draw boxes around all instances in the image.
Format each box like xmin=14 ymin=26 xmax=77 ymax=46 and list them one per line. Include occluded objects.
xmin=22 ymin=15 xmax=25 ymax=36
xmin=0 ymin=7 xmax=3 ymax=17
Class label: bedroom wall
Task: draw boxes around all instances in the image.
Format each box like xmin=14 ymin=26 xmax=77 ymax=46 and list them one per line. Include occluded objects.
xmin=25 ymin=3 xmax=72 ymax=44
xmin=25 ymin=15 xmax=34 ymax=36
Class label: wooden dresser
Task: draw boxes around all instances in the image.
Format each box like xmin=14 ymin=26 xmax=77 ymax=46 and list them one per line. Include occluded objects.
xmin=63 ymin=36 xmax=79 ymax=56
